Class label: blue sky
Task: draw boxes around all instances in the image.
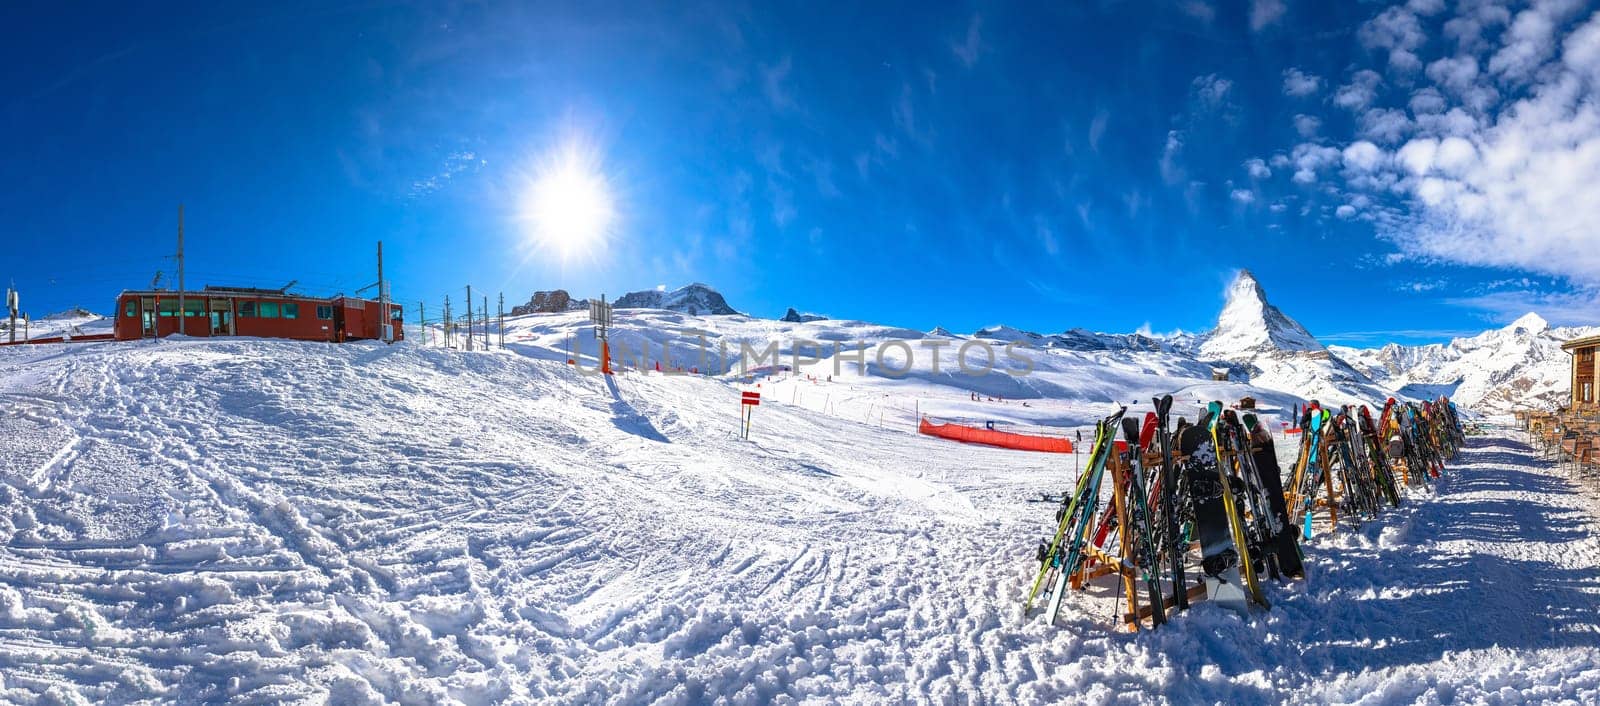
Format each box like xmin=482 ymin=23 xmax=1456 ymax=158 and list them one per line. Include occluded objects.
xmin=3 ymin=1 xmax=1597 ymax=345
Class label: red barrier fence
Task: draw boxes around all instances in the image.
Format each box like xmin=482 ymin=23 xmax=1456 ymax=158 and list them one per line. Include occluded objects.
xmin=918 ymin=417 xmax=1074 ymax=454
xmin=0 ymin=333 xmax=115 ymax=347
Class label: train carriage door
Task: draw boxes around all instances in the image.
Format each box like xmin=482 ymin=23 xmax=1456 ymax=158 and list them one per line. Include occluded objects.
xmin=140 ymin=297 xmax=156 ymax=337
xmin=210 ymin=299 xmax=233 ymax=336
xmin=332 ymin=302 xmax=347 ymax=342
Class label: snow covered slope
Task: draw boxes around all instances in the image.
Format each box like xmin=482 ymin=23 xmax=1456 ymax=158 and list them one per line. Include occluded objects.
xmin=0 ymin=309 xmax=110 ymax=342
xmin=5 ymin=334 xmax=1600 ymax=703
xmin=1332 ymin=313 xmax=1600 ymax=414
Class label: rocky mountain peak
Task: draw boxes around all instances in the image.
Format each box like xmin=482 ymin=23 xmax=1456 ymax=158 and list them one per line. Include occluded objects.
xmin=614 ymin=283 xmax=738 ymax=316
xmin=1199 ymin=269 xmax=1325 ymax=360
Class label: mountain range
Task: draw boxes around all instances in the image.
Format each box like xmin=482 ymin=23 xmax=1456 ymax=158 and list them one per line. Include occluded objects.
xmin=518 ymin=270 xmax=1591 ymax=415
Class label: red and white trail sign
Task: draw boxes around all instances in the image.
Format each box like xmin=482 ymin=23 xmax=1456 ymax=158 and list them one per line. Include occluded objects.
xmin=739 ymin=390 xmax=760 ymax=440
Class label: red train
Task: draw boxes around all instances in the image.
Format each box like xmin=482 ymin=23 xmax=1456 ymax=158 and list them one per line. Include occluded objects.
xmin=112 ymin=286 xmax=403 ymax=343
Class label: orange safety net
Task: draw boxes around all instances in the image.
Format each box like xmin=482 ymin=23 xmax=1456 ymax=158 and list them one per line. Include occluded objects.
xmin=918 ymin=417 xmax=1074 ymax=454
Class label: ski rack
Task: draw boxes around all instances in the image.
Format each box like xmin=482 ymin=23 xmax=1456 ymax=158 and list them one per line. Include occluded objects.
xmin=1074 ymin=447 xmax=1205 ymax=630
xmin=1287 ymin=434 xmax=1343 ymax=538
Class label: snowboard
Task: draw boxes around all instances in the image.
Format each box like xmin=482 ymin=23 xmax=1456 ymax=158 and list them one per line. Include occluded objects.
xmin=1178 ymin=417 xmax=1250 ymax=613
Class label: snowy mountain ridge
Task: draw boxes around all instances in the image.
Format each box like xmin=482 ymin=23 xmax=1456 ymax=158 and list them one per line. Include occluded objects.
xmin=511 ymin=271 xmax=1582 ymax=414
xmin=1331 ymin=312 xmax=1600 ymax=414
xmin=614 ymin=283 xmax=738 ymax=316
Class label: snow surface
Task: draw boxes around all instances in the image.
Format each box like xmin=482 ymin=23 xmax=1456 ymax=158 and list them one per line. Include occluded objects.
xmin=5 ymin=320 xmax=1600 ymax=703
xmin=0 ymin=311 xmax=110 ymax=343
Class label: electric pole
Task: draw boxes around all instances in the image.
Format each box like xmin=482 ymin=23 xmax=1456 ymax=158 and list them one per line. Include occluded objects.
xmin=6 ymin=281 xmax=18 ymax=344
xmin=377 ymin=241 xmax=390 ymax=343
xmin=177 ymin=204 xmax=186 ymax=336
xmin=419 ymin=301 xmax=426 ymax=346
xmin=465 ymin=286 xmax=473 ymax=351
xmin=444 ymin=295 xmax=452 ymax=348
xmin=482 ymin=295 xmax=488 ymax=350
xmin=498 ymin=292 xmax=504 ymax=348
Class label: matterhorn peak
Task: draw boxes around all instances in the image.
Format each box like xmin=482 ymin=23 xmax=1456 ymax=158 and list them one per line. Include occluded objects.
xmin=1507 ymin=312 xmax=1548 ymax=334
xmin=1199 ymin=269 xmax=1325 ymax=360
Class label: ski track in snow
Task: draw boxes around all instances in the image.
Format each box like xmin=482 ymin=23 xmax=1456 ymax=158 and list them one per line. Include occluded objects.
xmin=1 ymin=337 xmax=1599 ymax=704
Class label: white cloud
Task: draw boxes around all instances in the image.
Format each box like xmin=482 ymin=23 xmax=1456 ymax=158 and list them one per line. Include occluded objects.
xmin=1231 ymin=188 xmax=1256 ymax=203
xmin=1359 ymin=107 xmax=1413 ymax=144
xmin=1336 ymin=204 xmax=1359 ymax=218
xmin=1179 ymin=0 xmax=1215 ymax=24
xmin=1342 ymin=141 xmax=1386 ymax=172
xmin=1409 ymin=87 xmax=1448 ymax=114
xmin=1443 ymin=1 xmax=1513 ymax=55
xmin=1359 ymin=7 xmax=1427 ymax=73
xmin=1433 ymin=136 xmax=1478 ymax=175
xmin=1250 ymin=0 xmax=1287 ymax=31
xmin=409 ymin=150 xmax=484 ymax=197
xmin=1406 ymin=0 xmax=1445 ymax=16
xmin=1445 ymin=288 xmax=1600 ymax=326
xmin=1333 ymin=70 xmax=1383 ymax=111
xmin=1395 ymin=138 xmax=1438 ymax=175
xmin=1489 ymin=0 xmax=1585 ymax=82
xmin=952 ymin=14 xmax=984 ymax=69
xmin=1426 ymin=55 xmax=1480 ymax=94
xmin=1160 ymin=130 xmax=1185 ymax=183
xmin=1088 ymin=108 xmax=1110 ymax=152
xmin=1244 ymin=157 xmax=1272 ymax=179
xmin=1291 ymin=142 xmax=1341 ymax=183
xmin=1353 ymin=7 xmax=1600 ymax=285
xmin=762 ymin=57 xmax=795 ymax=111
xmin=1565 ymin=10 xmax=1600 ymax=79
xmin=1282 ymin=68 xmax=1323 ymax=96
xmin=1192 ymin=73 xmax=1233 ymax=108
xmin=1413 ymin=107 xmax=1482 ymax=137
xmin=1293 ymin=113 xmax=1322 ymax=138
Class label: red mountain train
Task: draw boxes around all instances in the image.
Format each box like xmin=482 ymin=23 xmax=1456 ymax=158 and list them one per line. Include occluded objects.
xmin=112 ymin=286 xmax=403 ymax=342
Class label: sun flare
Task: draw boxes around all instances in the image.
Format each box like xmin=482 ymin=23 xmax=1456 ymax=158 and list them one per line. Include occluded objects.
xmin=521 ymin=142 xmax=615 ymax=262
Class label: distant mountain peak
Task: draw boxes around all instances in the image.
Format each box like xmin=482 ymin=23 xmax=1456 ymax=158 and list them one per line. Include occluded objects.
xmin=781 ymin=307 xmax=827 ymax=323
xmin=1508 ymin=312 xmax=1548 ymax=334
xmin=1199 ymin=269 xmax=1324 ymax=360
xmin=614 ymin=283 xmax=738 ymax=315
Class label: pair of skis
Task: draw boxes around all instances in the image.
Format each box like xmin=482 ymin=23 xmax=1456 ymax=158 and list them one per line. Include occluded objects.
xmin=1024 ymin=408 xmax=1125 ymax=624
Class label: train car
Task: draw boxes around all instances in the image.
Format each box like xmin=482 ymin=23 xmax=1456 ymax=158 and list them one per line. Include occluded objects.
xmin=112 ymin=286 xmax=402 ymax=343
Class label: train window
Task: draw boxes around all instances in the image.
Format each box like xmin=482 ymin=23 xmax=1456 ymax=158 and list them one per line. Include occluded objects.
xmin=282 ymin=303 xmax=299 ymax=319
xmin=239 ymin=301 xmax=256 ymax=318
xmin=316 ymin=305 xmax=333 ymax=320
xmin=392 ymin=308 xmax=403 ymax=320
xmin=259 ymin=302 xmax=280 ymax=318
xmin=124 ymin=301 xmax=136 ymax=317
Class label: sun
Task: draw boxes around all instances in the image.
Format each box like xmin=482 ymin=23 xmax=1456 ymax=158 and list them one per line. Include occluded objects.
xmin=521 ymin=141 xmax=616 ymax=262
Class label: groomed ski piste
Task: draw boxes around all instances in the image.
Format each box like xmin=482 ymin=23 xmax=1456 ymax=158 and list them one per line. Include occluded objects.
xmin=4 ymin=309 xmax=1600 ymax=704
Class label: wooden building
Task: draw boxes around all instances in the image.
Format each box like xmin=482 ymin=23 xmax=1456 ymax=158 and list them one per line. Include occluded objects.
xmin=112 ymin=286 xmax=402 ymax=343
xmin=1562 ymin=333 xmax=1600 ymax=407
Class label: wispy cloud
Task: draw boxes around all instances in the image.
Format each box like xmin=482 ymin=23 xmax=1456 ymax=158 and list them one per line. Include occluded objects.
xmin=1250 ymin=0 xmax=1287 ymax=32
xmin=409 ymin=150 xmax=484 ymax=197
xmin=761 ymin=56 xmax=795 ymax=111
xmin=1320 ymin=328 xmax=1482 ymax=344
xmin=1178 ymin=1 xmax=1215 ymax=24
xmin=1282 ymin=67 xmax=1322 ymax=96
xmin=951 ymin=14 xmax=984 ymax=68
xmin=1444 ymin=288 xmax=1600 ymax=327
